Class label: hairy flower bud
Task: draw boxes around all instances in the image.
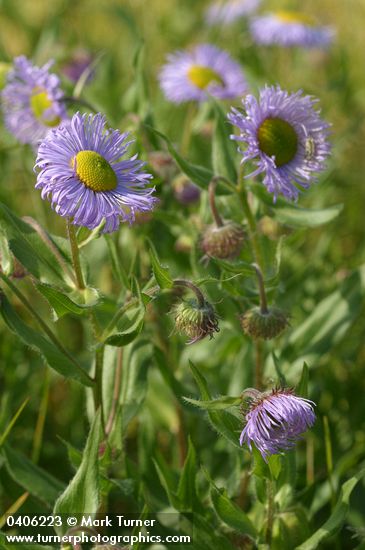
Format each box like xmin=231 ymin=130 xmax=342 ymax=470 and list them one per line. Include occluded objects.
xmin=172 ymin=174 xmax=201 ymax=205
xmin=173 ymin=298 xmax=219 ymax=344
xmin=201 ymin=221 xmax=245 ymax=259
xmin=240 ymin=306 xmax=289 ymax=340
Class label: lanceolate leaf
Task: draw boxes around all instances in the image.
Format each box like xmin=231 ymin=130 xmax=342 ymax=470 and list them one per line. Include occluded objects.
xmin=0 ymin=202 xmax=70 ymax=285
xmin=177 ymin=437 xmax=197 ymax=511
xmin=36 ymin=283 xmax=93 ymax=319
xmin=2 ymin=445 xmax=65 ymax=506
xmin=148 ymin=240 xmax=173 ymax=289
xmin=297 ymin=469 xmax=365 ymax=550
xmin=183 ymin=395 xmax=242 ymax=410
xmin=189 ymin=362 xmax=241 ymax=448
xmin=53 ymin=412 xmax=102 ymax=535
xmin=0 ymin=292 xmax=93 ymax=387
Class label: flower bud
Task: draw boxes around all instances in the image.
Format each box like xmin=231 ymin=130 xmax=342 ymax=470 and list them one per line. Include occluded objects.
xmin=172 ymin=174 xmax=200 ymax=205
xmin=240 ymin=306 xmax=289 ymax=340
xmin=201 ymin=221 xmax=245 ymax=259
xmin=173 ymin=298 xmax=219 ymax=344
xmin=148 ymin=151 xmax=177 ymax=182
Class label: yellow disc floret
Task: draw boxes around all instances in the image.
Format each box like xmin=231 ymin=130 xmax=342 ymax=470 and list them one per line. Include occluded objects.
xmin=187 ymin=65 xmax=224 ymax=90
xmin=73 ymin=150 xmax=117 ymax=192
xmin=30 ymin=88 xmax=60 ymax=127
xmin=275 ymin=11 xmax=316 ymax=26
xmin=258 ymin=117 xmax=298 ymax=167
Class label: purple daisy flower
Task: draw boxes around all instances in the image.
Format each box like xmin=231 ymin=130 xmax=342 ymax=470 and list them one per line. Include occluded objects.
xmin=1 ymin=56 xmax=67 ymax=146
xmin=250 ymin=12 xmax=335 ymax=48
xmin=206 ymin=0 xmax=262 ymax=26
xmin=228 ymin=85 xmax=331 ymax=200
xmin=240 ymin=388 xmax=316 ymax=460
xmin=35 ymin=112 xmax=156 ymax=233
xmin=159 ymin=44 xmax=247 ymax=104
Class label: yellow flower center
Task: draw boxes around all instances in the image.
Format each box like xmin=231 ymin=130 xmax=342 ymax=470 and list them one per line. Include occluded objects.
xmin=257 ymin=118 xmax=298 ymax=167
xmin=187 ymin=65 xmax=224 ymax=90
xmin=72 ymin=150 xmax=117 ymax=192
xmin=275 ymin=11 xmax=316 ymax=26
xmin=30 ymin=88 xmax=60 ymax=127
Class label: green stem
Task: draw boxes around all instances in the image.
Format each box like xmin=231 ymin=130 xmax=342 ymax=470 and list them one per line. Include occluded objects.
xmin=105 ymin=348 xmax=123 ymax=436
xmin=236 ymin=165 xmax=264 ymax=269
xmin=208 ymin=179 xmax=224 ymax=227
xmin=180 ymin=102 xmax=196 ymax=157
xmin=173 ymin=279 xmax=205 ymax=307
xmin=253 ymin=263 xmax=268 ymax=314
xmin=93 ymin=346 xmax=106 ymax=433
xmin=0 ymin=273 xmax=92 ymax=382
xmin=265 ymin=479 xmax=275 ymax=545
xmin=31 ymin=369 xmax=49 ymax=463
xmin=66 ymin=218 xmax=85 ymax=290
xmin=255 ymin=340 xmax=264 ymax=391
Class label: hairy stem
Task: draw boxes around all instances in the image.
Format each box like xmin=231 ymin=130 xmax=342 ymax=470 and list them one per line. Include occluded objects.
xmin=93 ymin=346 xmax=106 ymax=434
xmin=66 ymin=218 xmax=85 ymax=290
xmin=255 ymin=340 xmax=264 ymax=391
xmin=265 ymin=479 xmax=275 ymax=545
xmin=253 ymin=263 xmax=268 ymax=314
xmin=208 ymin=178 xmax=224 ymax=227
xmin=173 ymin=279 xmax=205 ymax=307
xmin=105 ymin=348 xmax=123 ymax=436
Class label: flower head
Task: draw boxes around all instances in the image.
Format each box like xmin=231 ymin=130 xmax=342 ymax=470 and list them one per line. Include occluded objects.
xmin=35 ymin=112 xmax=156 ymax=233
xmin=2 ymin=56 xmax=67 ymax=146
xmin=159 ymin=44 xmax=247 ymax=104
xmin=228 ymin=85 xmax=331 ymax=200
xmin=250 ymin=12 xmax=335 ymax=48
xmin=201 ymin=222 xmax=245 ymax=259
xmin=240 ymin=388 xmax=316 ymax=460
xmin=206 ymin=0 xmax=261 ymax=26
xmin=240 ymin=306 xmax=289 ymax=340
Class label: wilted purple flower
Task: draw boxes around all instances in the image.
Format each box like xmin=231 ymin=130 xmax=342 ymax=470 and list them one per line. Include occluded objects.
xmin=2 ymin=56 xmax=67 ymax=146
xmin=206 ymin=0 xmax=261 ymax=26
xmin=159 ymin=44 xmax=247 ymax=104
xmin=250 ymin=12 xmax=335 ymax=48
xmin=228 ymin=85 xmax=331 ymax=200
xmin=35 ymin=112 xmax=156 ymax=233
xmin=240 ymin=388 xmax=316 ymax=460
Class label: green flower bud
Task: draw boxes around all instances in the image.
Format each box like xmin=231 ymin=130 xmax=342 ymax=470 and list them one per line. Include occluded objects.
xmin=173 ymin=298 xmax=219 ymax=344
xmin=240 ymin=306 xmax=289 ymax=340
xmin=201 ymin=221 xmax=245 ymax=259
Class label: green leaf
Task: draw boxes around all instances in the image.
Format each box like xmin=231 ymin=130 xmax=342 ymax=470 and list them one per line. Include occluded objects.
xmin=104 ymin=303 xmax=145 ymax=347
xmin=297 ymin=362 xmax=309 ymax=398
xmin=0 ymin=230 xmax=14 ymax=275
xmin=0 ymin=202 xmax=70 ymax=285
xmin=284 ymin=266 xmax=365 ymax=368
xmin=189 ymin=362 xmax=241 ymax=448
xmin=0 ymin=292 xmax=93 ymax=387
xmin=153 ymin=346 xmax=188 ymax=402
xmin=207 ymin=470 xmax=257 ymax=539
xmin=183 ymin=395 xmax=242 ymax=410
xmin=297 ymin=469 xmax=365 ymax=550
xmin=252 ymin=444 xmax=271 ymax=480
xmin=148 ymin=240 xmax=173 ymax=289
xmin=53 ymin=411 xmax=102 ymax=535
xmin=177 ymin=437 xmax=197 ymax=511
xmin=36 ymin=283 xmax=93 ymax=319
xmin=2 ymin=445 xmax=65 ymax=505
xmin=153 ymin=455 xmax=181 ymax=510
xmin=212 ymin=101 xmax=237 ymax=183
xmin=144 ymin=125 xmax=214 ymax=189
xmin=250 ymin=186 xmax=343 ymax=228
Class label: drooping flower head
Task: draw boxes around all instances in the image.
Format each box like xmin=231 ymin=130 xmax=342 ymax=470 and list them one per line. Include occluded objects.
xmin=228 ymin=85 xmax=331 ymax=200
xmin=206 ymin=0 xmax=261 ymax=26
xmin=2 ymin=56 xmax=67 ymax=146
xmin=250 ymin=12 xmax=335 ymax=48
xmin=35 ymin=112 xmax=156 ymax=233
xmin=240 ymin=388 xmax=316 ymax=460
xmin=159 ymin=44 xmax=247 ymax=104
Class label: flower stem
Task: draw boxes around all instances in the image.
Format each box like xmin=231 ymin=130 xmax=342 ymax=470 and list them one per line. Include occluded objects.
xmin=252 ymin=263 xmax=268 ymax=314
xmin=208 ymin=178 xmax=224 ymax=227
xmin=255 ymin=340 xmax=264 ymax=391
xmin=66 ymin=218 xmax=85 ymax=290
xmin=105 ymin=348 xmax=123 ymax=436
xmin=93 ymin=346 xmax=106 ymax=434
xmin=180 ymin=102 xmax=196 ymax=157
xmin=173 ymin=279 xmax=205 ymax=307
xmin=236 ymin=165 xmax=263 ymax=269
xmin=265 ymin=479 xmax=275 ymax=545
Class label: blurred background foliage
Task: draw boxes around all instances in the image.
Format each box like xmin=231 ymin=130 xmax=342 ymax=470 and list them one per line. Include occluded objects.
xmin=0 ymin=0 xmax=364 ymax=548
